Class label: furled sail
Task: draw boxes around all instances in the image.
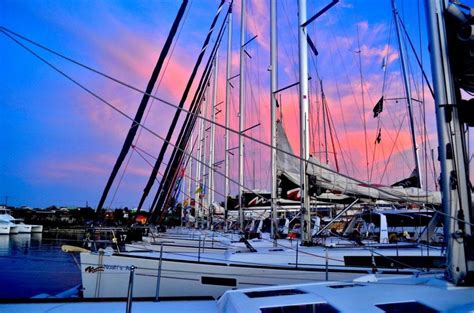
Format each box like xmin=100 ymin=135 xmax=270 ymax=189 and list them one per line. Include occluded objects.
xmin=276 ymin=121 xmax=441 ymax=205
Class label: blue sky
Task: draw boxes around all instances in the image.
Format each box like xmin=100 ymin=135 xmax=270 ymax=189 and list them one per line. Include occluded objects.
xmin=1 ymin=0 xmax=472 ymax=209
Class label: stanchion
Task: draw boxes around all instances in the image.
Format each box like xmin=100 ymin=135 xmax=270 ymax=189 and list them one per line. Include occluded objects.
xmin=295 ymin=240 xmax=299 ymax=269
xmin=325 ymin=247 xmax=329 ymax=281
xmin=126 ymin=265 xmax=136 ymax=313
xmin=198 ymin=237 xmax=202 ymax=262
xmin=155 ymin=243 xmax=164 ymax=301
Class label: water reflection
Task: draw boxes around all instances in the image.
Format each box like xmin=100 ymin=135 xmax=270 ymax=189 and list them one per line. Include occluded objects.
xmin=32 ymin=232 xmax=43 ymax=242
xmin=0 ymin=231 xmax=81 ymax=299
xmin=11 ymin=233 xmax=31 ymax=253
xmin=0 ymin=235 xmax=10 ymax=255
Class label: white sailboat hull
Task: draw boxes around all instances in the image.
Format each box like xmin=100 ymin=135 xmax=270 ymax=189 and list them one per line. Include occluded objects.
xmin=80 ymin=250 xmax=425 ymax=299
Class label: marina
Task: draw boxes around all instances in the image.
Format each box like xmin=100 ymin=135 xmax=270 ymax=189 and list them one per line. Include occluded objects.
xmin=1 ymin=0 xmax=474 ymax=311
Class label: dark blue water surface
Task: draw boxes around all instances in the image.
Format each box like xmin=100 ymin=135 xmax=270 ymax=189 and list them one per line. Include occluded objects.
xmin=0 ymin=231 xmax=82 ymax=299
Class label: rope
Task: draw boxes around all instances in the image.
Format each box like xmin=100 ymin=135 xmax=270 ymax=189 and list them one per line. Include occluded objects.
xmin=0 ymin=27 xmax=445 ymax=205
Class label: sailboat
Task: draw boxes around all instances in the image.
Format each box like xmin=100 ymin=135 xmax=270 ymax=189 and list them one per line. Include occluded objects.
xmin=78 ymin=0 xmax=461 ymax=300
xmin=212 ymin=1 xmax=474 ymax=311
xmin=1 ymin=0 xmax=471 ymax=311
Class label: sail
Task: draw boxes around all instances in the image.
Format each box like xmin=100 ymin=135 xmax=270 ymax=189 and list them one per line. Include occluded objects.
xmin=275 ymin=121 xmax=441 ymax=205
xmin=391 ymin=168 xmax=421 ymax=188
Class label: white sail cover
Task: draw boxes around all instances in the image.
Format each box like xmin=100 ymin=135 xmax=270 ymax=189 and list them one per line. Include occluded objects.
xmin=276 ymin=121 xmax=441 ymax=205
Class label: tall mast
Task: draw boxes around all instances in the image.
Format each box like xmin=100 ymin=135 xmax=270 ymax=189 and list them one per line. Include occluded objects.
xmin=392 ymin=0 xmax=423 ymax=188
xmin=425 ymin=0 xmax=473 ymax=285
xmin=298 ymin=0 xmax=312 ymax=244
xmin=194 ymin=100 xmax=205 ymax=228
xmin=224 ymin=4 xmax=233 ymax=231
xmin=187 ymin=131 xmax=193 ymax=217
xmin=208 ymin=52 xmax=218 ymax=229
xmin=238 ymin=0 xmax=246 ymax=229
xmin=270 ymin=0 xmax=278 ymax=240
xmin=201 ymin=87 xmax=210 ymax=228
xmin=321 ymin=80 xmax=329 ymax=165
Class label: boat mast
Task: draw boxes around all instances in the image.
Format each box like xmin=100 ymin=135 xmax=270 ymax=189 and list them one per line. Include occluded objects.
xmin=186 ymin=131 xmax=193 ymax=224
xmin=208 ymin=52 xmax=218 ymax=229
xmin=224 ymin=4 xmax=233 ymax=231
xmin=298 ymin=0 xmax=312 ymax=245
xmin=141 ymin=0 xmax=226 ymax=216
xmin=96 ymin=0 xmax=188 ymax=213
xmin=201 ymin=87 xmax=210 ymax=228
xmin=425 ymin=0 xmax=473 ymax=285
xmin=239 ymin=0 xmax=246 ymax=230
xmin=270 ymin=0 xmax=278 ymax=240
xmin=195 ymin=99 xmax=205 ymax=228
xmin=392 ymin=0 xmax=423 ymax=188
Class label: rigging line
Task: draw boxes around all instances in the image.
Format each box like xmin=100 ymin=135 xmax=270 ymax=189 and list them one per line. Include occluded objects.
xmin=142 ymin=1 xmax=228 ymax=215
xmin=325 ymin=102 xmax=340 ymax=172
xmin=326 ymin=101 xmax=350 ymax=177
xmin=379 ymin=114 xmax=407 ymax=184
xmin=308 ymin=79 xmax=317 ymax=155
xmin=330 ymin=27 xmax=367 ymax=177
xmin=280 ymin=0 xmax=300 ymax=127
xmin=335 ymin=4 xmax=377 ymax=115
xmin=108 ymin=150 xmax=134 ymax=209
xmin=396 ymin=14 xmax=434 ymax=98
xmin=252 ymin=34 xmax=265 ymax=189
xmin=356 ymin=26 xmax=370 ymax=183
xmin=417 ymin=0 xmax=429 ymax=196
xmin=115 ymin=29 xmax=193 ymax=207
xmin=383 ymin=99 xmax=412 ymax=169
xmin=150 ymin=25 xmax=229 ymax=220
xmin=133 ymin=133 xmax=199 ymax=191
xmin=307 ymin=29 xmax=322 ymax=157
xmin=2 ymin=30 xmax=437 ymax=206
xmin=369 ymin=19 xmax=394 ymax=182
xmin=327 ymin=43 xmax=356 ymax=177
xmin=129 ymin=0 xmax=194 ymax=172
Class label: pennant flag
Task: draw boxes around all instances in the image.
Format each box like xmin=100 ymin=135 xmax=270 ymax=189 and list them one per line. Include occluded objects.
xmin=375 ymin=128 xmax=382 ymax=144
xmin=373 ymin=96 xmax=384 ymax=118
xmin=195 ymin=185 xmax=202 ymax=194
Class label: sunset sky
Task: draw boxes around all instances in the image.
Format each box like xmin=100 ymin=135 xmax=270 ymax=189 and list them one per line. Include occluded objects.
xmin=1 ymin=0 xmax=473 ymax=209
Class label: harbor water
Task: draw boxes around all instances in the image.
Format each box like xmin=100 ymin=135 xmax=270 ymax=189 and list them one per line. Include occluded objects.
xmin=0 ymin=231 xmax=82 ymax=299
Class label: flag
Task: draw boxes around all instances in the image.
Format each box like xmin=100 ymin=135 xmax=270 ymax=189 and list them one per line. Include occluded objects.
xmin=375 ymin=128 xmax=382 ymax=144
xmin=195 ymin=185 xmax=202 ymax=194
xmin=381 ymin=56 xmax=387 ymax=70
xmin=373 ymin=96 xmax=384 ymax=118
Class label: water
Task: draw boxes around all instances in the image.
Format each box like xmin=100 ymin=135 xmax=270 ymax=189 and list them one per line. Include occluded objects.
xmin=0 ymin=231 xmax=83 ymax=299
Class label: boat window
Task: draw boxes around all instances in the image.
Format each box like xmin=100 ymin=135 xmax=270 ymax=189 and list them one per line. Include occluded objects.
xmin=327 ymin=283 xmax=365 ymax=289
xmin=260 ymin=303 xmax=339 ymax=313
xmin=376 ymin=301 xmax=438 ymax=313
xmin=201 ymin=276 xmax=237 ymax=287
xmin=245 ymin=289 xmax=307 ymax=298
